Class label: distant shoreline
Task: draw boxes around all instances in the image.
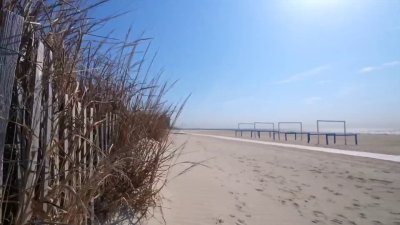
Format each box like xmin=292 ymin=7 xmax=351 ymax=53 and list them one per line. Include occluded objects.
xmin=174 ymin=127 xmax=400 ymax=135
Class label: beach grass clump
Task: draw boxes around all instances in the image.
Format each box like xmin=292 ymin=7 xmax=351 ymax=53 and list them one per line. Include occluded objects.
xmin=1 ymin=0 xmax=181 ymax=224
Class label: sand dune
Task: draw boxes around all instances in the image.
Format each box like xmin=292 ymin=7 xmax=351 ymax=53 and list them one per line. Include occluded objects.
xmin=145 ymin=133 xmax=400 ymax=225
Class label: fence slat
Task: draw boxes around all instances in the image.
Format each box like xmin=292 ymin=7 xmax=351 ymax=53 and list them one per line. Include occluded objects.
xmin=71 ymin=101 xmax=76 ymax=188
xmin=0 ymin=11 xmax=24 ymax=216
xmin=105 ymin=112 xmax=109 ymax=153
xmin=64 ymin=94 xmax=69 ymax=199
xmin=83 ymin=107 xmax=87 ymax=182
xmin=89 ymin=108 xmax=93 ymax=175
xmin=43 ymin=50 xmax=53 ymax=212
xmin=77 ymin=102 xmax=82 ymax=187
xmin=22 ymin=41 xmax=44 ymax=224
xmin=52 ymin=87 xmax=60 ymax=206
xmin=89 ymin=107 xmax=94 ymax=225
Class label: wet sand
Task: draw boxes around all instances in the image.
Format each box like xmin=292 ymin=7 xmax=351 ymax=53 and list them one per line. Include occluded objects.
xmin=145 ymin=133 xmax=400 ymax=225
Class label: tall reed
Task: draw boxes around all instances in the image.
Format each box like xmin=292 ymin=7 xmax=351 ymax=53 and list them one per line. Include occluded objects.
xmin=1 ymin=1 xmax=183 ymax=224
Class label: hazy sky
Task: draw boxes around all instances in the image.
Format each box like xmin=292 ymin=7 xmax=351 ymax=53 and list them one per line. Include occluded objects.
xmin=94 ymin=0 xmax=400 ymax=130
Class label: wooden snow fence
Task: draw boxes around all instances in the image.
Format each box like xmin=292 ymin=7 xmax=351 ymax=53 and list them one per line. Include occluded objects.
xmin=0 ymin=10 xmax=116 ymax=224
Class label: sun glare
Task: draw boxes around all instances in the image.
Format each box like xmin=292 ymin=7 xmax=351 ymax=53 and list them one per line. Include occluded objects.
xmin=277 ymin=0 xmax=352 ymax=26
xmin=304 ymin=0 xmax=341 ymax=7
xmin=287 ymin=0 xmax=344 ymax=11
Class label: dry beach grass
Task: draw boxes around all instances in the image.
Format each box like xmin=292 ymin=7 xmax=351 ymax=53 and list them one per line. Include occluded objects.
xmin=1 ymin=1 xmax=184 ymax=224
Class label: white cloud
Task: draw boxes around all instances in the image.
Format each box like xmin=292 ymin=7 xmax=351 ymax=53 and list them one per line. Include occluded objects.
xmin=304 ymin=96 xmax=322 ymax=105
xmin=277 ymin=65 xmax=330 ymax=84
xmin=359 ymin=67 xmax=377 ymax=74
xmin=383 ymin=61 xmax=400 ymax=67
xmin=359 ymin=60 xmax=400 ymax=74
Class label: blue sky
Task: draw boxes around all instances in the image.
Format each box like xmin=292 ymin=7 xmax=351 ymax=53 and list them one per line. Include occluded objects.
xmin=93 ymin=0 xmax=400 ymax=130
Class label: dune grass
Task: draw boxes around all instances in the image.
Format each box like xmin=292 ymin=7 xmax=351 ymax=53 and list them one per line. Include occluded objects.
xmin=1 ymin=1 xmax=185 ymax=224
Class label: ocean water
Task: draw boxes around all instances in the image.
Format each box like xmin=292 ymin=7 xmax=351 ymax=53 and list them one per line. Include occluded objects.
xmin=349 ymin=128 xmax=400 ymax=135
xmin=257 ymin=126 xmax=400 ymax=135
xmin=179 ymin=127 xmax=400 ymax=135
xmin=303 ymin=128 xmax=400 ymax=135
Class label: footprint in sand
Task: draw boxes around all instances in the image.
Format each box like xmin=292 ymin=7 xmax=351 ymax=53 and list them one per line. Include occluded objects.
xmin=370 ymin=195 xmax=380 ymax=200
xmin=347 ymin=175 xmax=366 ymax=183
xmin=255 ymin=188 xmax=264 ymax=192
xmin=369 ymin=178 xmax=393 ymax=185
xmin=311 ymin=219 xmax=323 ymax=224
xmin=359 ymin=213 xmax=367 ymax=219
xmin=313 ymin=211 xmax=328 ymax=220
xmin=331 ymin=218 xmax=343 ymax=224
xmin=389 ymin=211 xmax=400 ymax=215
xmin=236 ymin=218 xmax=246 ymax=225
xmin=215 ymin=217 xmax=224 ymax=224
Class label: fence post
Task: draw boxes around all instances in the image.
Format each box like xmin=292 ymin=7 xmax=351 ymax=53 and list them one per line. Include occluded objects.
xmin=0 ymin=11 xmax=24 ymax=216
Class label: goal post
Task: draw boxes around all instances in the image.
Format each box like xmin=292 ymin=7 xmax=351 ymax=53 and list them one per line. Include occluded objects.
xmin=316 ymin=120 xmax=347 ymax=145
xmin=253 ymin=122 xmax=274 ymax=131
xmin=237 ymin=122 xmax=255 ymax=129
xmin=277 ymin=122 xmax=303 ymax=140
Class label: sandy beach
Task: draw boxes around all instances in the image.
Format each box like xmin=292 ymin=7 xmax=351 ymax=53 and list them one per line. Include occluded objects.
xmin=146 ymin=132 xmax=400 ymax=225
